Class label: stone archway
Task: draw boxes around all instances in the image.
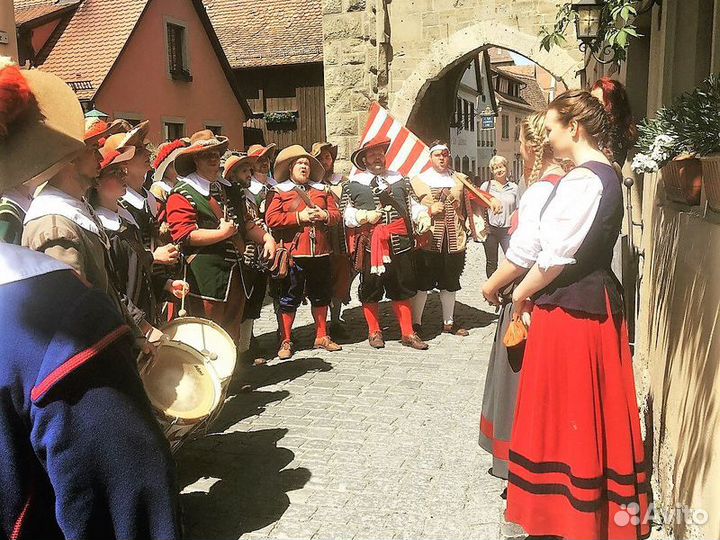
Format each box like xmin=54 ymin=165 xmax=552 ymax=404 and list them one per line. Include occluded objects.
xmin=391 ymin=20 xmax=583 ymax=126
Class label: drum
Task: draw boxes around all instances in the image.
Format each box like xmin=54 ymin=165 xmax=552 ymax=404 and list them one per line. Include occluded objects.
xmin=161 ymin=317 xmax=237 ymax=387
xmin=140 ymin=340 xmax=222 ymax=453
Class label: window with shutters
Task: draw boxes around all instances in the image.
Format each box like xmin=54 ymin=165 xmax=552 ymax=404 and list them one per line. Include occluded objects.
xmin=167 ymin=22 xmax=191 ymax=81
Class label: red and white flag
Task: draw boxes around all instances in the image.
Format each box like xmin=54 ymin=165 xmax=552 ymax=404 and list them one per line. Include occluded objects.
xmin=350 ymin=102 xmax=433 ymax=178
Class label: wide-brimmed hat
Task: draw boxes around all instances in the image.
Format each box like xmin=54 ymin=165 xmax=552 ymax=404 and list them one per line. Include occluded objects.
xmin=0 ymin=59 xmax=86 ymax=191
xmin=350 ymin=136 xmax=391 ymax=171
xmin=175 ymin=129 xmax=230 ymax=177
xmin=223 ymin=153 xmax=256 ymax=180
xmin=99 ymin=145 xmax=135 ymax=171
xmin=152 ymin=138 xmax=190 ymax=184
xmin=247 ymin=143 xmax=277 ymax=160
xmin=274 ymin=145 xmax=324 ymax=182
xmin=311 ymin=141 xmax=338 ymax=160
xmin=84 ymin=118 xmax=126 ymax=146
xmin=103 ymin=119 xmax=151 ymax=152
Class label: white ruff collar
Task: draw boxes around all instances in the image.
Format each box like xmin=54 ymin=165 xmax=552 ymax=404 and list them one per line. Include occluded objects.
xmin=326 ymin=173 xmax=345 ymax=186
xmin=274 ymin=180 xmax=326 ymax=192
xmin=0 ymin=244 xmax=71 ymax=286
xmin=351 ymin=170 xmax=404 ymax=187
xmin=417 ymin=168 xmax=456 ymax=188
xmin=180 ymin=172 xmax=214 ymax=197
xmin=25 ymin=186 xmax=100 ymax=236
xmin=1 ymin=188 xmax=33 ymax=213
xmin=122 ymin=186 xmax=158 ymax=217
xmin=152 ymin=180 xmax=173 ymax=194
xmin=95 ymin=206 xmax=122 ymax=232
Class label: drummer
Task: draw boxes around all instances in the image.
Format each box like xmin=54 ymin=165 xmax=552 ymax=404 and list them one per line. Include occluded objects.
xmin=166 ymin=130 xmax=275 ymax=342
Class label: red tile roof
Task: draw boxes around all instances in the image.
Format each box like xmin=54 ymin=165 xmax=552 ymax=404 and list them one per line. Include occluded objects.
xmin=202 ymin=0 xmax=324 ymax=69
xmin=15 ymin=4 xmax=67 ymax=25
xmin=486 ymin=47 xmax=514 ymax=65
xmin=39 ymin=0 xmax=148 ymax=101
xmin=494 ymin=67 xmax=548 ymax=112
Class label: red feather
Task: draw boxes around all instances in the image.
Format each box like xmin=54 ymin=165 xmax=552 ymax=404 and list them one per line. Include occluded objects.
xmin=0 ymin=65 xmax=41 ymax=140
xmin=153 ymin=139 xmax=189 ymax=169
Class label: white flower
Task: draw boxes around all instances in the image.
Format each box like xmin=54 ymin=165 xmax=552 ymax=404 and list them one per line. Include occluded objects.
xmin=632 ymin=153 xmax=660 ymax=173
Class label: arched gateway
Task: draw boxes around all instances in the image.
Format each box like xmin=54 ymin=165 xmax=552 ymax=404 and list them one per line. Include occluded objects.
xmin=321 ymin=0 xmax=583 ymax=170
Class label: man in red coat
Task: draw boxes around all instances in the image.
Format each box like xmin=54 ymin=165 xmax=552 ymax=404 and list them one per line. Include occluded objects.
xmin=265 ymin=145 xmax=343 ymax=360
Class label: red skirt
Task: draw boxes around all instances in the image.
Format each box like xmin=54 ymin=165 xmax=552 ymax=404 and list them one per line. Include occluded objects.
xmin=506 ymin=298 xmax=650 ymax=540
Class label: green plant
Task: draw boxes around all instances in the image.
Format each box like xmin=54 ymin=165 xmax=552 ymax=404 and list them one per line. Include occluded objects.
xmin=683 ymin=74 xmax=720 ymax=156
xmin=264 ymin=111 xmax=297 ymax=124
xmin=632 ymin=74 xmax=720 ymax=172
xmin=540 ymin=0 xmax=641 ymax=64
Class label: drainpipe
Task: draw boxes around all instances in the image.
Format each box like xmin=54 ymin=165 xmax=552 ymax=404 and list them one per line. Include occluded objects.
xmin=0 ymin=0 xmax=18 ymax=61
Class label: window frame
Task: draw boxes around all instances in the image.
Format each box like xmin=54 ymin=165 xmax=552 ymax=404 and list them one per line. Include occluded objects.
xmin=164 ymin=17 xmax=192 ymax=82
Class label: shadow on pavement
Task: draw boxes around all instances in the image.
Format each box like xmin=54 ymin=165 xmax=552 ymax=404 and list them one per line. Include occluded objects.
xmin=177 ymin=428 xmax=311 ymax=539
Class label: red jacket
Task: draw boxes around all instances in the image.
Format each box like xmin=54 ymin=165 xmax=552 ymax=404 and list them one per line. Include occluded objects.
xmin=265 ymin=180 xmax=341 ymax=257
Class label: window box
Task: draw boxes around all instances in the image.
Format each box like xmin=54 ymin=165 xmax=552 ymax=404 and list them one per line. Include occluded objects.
xmin=264 ymin=110 xmax=298 ymax=125
xmin=170 ymin=68 xmax=193 ymax=82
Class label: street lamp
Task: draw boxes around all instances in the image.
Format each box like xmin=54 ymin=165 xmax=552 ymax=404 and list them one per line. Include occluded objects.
xmin=572 ymin=0 xmax=603 ymax=42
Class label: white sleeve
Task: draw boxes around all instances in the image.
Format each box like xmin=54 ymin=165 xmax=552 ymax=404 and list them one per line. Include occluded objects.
xmin=536 ymin=168 xmax=604 ymax=271
xmin=344 ymin=202 xmax=361 ymax=228
xmin=505 ymin=182 xmax=555 ymax=269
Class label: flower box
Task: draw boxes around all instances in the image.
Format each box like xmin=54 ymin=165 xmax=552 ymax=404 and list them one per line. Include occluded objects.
xmin=700 ymin=155 xmax=720 ymax=212
xmin=661 ymin=156 xmax=702 ymax=206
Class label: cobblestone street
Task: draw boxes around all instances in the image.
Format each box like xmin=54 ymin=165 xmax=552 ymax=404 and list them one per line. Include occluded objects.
xmin=177 ymin=242 xmax=507 ymax=540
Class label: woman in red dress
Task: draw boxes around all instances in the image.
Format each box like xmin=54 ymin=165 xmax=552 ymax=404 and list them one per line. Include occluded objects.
xmin=505 ymin=90 xmax=649 ymax=540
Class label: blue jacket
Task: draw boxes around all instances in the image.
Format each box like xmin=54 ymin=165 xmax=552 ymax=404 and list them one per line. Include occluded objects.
xmin=0 ymin=244 xmax=181 ymax=540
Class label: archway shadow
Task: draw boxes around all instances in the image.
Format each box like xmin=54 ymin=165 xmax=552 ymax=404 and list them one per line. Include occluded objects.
xmin=177 ymin=428 xmax=311 ymax=539
xmin=252 ymin=297 xmax=497 ymax=348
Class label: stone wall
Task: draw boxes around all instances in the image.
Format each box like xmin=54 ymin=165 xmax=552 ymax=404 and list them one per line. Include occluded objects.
xmin=321 ymin=0 xmax=583 ymax=173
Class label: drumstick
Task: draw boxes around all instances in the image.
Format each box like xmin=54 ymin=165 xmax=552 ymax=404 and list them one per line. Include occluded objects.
xmin=178 ymin=258 xmax=188 ymax=318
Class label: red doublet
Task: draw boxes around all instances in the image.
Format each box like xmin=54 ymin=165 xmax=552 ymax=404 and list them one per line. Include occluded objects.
xmin=265 ymin=184 xmax=341 ymax=257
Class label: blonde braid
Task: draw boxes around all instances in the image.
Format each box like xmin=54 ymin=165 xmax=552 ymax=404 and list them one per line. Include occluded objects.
xmin=521 ymin=112 xmax=554 ymax=186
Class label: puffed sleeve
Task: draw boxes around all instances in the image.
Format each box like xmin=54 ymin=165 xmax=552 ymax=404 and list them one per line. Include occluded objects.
xmin=166 ymin=192 xmax=197 ymax=243
xmin=505 ymin=181 xmax=556 ymax=269
xmin=536 ymin=168 xmax=603 ymax=271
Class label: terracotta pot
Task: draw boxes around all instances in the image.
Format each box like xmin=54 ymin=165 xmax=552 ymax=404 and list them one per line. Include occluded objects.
xmin=700 ymin=155 xmax=720 ymax=212
xmin=661 ymin=157 xmax=702 ymax=205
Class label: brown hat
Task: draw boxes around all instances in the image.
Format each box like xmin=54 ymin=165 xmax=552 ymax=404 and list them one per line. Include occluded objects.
xmin=0 ymin=59 xmax=86 ymax=190
xmin=103 ymin=119 xmax=151 ymax=152
xmin=223 ymin=153 xmax=256 ymax=180
xmin=311 ymin=141 xmax=338 ymax=160
xmin=274 ymin=145 xmax=324 ymax=182
xmin=247 ymin=143 xmax=276 ymax=160
xmin=99 ymin=145 xmax=135 ymax=171
xmin=84 ymin=118 xmax=126 ymax=146
xmin=174 ymin=129 xmax=230 ymax=177
xmin=350 ymin=135 xmax=391 ymax=171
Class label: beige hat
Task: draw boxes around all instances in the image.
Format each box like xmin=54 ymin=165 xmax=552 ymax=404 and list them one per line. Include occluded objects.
xmin=99 ymin=145 xmax=136 ymax=171
xmin=84 ymin=119 xmax=126 ymax=146
xmin=274 ymin=145 xmax=324 ymax=182
xmin=223 ymin=153 xmax=256 ymax=180
xmin=311 ymin=141 xmax=338 ymax=160
xmin=174 ymin=129 xmax=230 ymax=177
xmin=247 ymin=143 xmax=277 ymax=159
xmin=0 ymin=60 xmax=86 ymax=190
xmin=103 ymin=119 xmax=151 ymax=152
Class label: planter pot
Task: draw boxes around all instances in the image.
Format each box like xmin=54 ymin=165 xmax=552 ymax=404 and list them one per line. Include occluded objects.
xmin=700 ymin=154 xmax=720 ymax=212
xmin=661 ymin=157 xmax=702 ymax=206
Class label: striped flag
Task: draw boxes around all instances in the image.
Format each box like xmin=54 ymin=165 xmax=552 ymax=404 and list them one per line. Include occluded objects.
xmin=350 ymin=102 xmax=433 ymax=178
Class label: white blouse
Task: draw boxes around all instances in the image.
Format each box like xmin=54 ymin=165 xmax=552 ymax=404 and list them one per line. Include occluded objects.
xmin=505 ymin=167 xmax=604 ymax=271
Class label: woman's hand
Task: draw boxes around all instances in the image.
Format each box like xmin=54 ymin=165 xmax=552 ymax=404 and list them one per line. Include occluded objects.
xmin=489 ymin=198 xmax=503 ymax=214
xmin=481 ymin=282 xmax=501 ymax=307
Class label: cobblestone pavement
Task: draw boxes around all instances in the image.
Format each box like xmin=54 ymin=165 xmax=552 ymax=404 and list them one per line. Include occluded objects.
xmin=176 ymin=242 xmax=509 ymax=540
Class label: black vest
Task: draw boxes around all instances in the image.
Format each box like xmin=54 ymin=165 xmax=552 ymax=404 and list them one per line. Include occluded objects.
xmin=533 ymin=161 xmax=624 ymax=316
